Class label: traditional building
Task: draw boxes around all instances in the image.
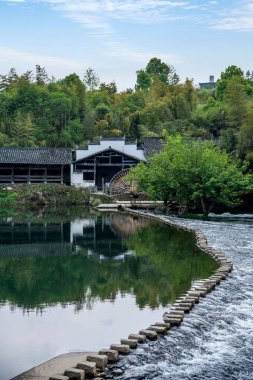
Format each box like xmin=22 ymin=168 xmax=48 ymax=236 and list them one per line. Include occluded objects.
xmin=0 ymin=137 xmax=164 ymax=189
xmin=0 ymin=148 xmax=72 ymax=185
xmin=71 ymin=138 xmax=146 ymax=190
xmin=71 ymin=137 xmax=165 ymax=190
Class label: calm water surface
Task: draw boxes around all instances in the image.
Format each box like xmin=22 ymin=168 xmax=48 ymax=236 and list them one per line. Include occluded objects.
xmin=0 ymin=208 xmax=217 ymax=380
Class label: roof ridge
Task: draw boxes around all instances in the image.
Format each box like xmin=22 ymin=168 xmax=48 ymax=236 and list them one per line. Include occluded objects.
xmin=0 ymin=147 xmax=72 ymax=150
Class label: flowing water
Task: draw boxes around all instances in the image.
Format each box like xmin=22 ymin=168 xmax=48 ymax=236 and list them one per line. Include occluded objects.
xmin=0 ymin=208 xmax=217 ymax=380
xmin=113 ymin=213 xmax=253 ymax=380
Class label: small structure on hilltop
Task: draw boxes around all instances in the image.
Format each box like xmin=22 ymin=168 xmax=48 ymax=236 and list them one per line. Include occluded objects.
xmin=199 ymin=75 xmax=217 ymax=89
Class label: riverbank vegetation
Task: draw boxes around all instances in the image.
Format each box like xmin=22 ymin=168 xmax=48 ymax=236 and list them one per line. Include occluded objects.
xmin=0 ymin=184 xmax=90 ymax=206
xmin=0 ymin=60 xmax=252 ymax=166
xmin=129 ymin=134 xmax=253 ymax=215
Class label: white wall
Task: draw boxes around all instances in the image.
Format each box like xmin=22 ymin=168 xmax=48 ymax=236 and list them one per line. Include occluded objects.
xmin=70 ymin=218 xmax=95 ymax=243
xmin=71 ymin=164 xmax=95 ymax=188
xmin=71 ymin=139 xmax=145 ymax=187
xmin=76 ymin=139 xmax=145 ymax=162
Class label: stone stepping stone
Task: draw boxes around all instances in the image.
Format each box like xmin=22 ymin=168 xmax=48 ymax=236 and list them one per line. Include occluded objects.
xmin=120 ymin=338 xmax=138 ymax=348
xmin=163 ymin=317 xmax=182 ymax=326
xmin=128 ymin=333 xmax=147 ymax=343
xmin=64 ymin=368 xmax=85 ymax=380
xmin=77 ymin=361 xmax=96 ymax=377
xmin=148 ymin=325 xmax=167 ymax=334
xmin=139 ymin=329 xmax=157 ymax=340
xmin=98 ymin=349 xmax=119 ymax=363
xmin=169 ymin=310 xmax=185 ymax=316
xmin=164 ymin=312 xmax=184 ymax=320
xmin=155 ymin=322 xmax=171 ymax=329
xmin=87 ymin=354 xmax=108 ymax=370
xmin=110 ymin=344 xmax=130 ymax=354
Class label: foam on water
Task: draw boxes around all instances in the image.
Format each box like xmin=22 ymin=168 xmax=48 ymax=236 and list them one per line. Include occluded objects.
xmin=114 ymin=215 xmax=253 ymax=380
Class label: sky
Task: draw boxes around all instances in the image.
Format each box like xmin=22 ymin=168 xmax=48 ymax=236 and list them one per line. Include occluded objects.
xmin=0 ymin=0 xmax=252 ymax=89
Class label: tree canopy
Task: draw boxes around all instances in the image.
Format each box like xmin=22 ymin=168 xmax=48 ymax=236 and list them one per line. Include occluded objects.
xmin=129 ymin=134 xmax=253 ymax=215
xmin=0 ymin=60 xmax=252 ymax=166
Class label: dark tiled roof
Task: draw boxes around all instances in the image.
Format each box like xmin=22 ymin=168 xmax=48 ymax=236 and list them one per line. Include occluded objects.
xmin=101 ymin=137 xmax=125 ymax=141
xmin=143 ymin=137 xmax=165 ymax=159
xmin=0 ymin=148 xmax=72 ymax=165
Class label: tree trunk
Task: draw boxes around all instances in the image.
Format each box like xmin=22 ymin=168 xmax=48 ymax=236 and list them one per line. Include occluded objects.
xmin=200 ymin=197 xmax=208 ymax=216
xmin=208 ymin=202 xmax=214 ymax=214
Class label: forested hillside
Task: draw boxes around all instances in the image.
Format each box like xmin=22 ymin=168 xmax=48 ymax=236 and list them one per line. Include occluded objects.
xmin=0 ymin=58 xmax=252 ymax=164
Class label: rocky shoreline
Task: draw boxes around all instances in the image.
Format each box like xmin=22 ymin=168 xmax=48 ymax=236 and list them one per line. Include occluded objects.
xmin=15 ymin=209 xmax=233 ymax=380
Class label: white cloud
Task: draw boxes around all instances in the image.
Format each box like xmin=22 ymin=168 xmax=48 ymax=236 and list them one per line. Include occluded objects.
xmin=3 ymin=0 xmax=187 ymax=65
xmin=44 ymin=0 xmax=190 ymax=23
xmin=0 ymin=46 xmax=84 ymax=69
xmin=45 ymin=0 xmax=187 ymax=64
xmin=214 ymin=2 xmax=253 ymax=31
xmin=102 ymin=38 xmax=181 ymax=64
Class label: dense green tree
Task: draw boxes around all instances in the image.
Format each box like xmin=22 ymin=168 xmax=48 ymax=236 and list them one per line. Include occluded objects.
xmin=0 ymin=62 xmax=251 ymax=159
xmin=216 ymin=65 xmax=244 ymax=100
xmin=146 ymin=58 xmax=179 ymax=84
xmin=99 ymin=81 xmax=117 ymax=95
xmin=223 ymin=77 xmax=247 ymax=127
xmin=218 ymin=128 xmax=238 ymax=153
xmin=238 ymin=107 xmax=253 ymax=162
xmin=95 ymin=103 xmax=110 ymax=120
xmin=0 ymin=67 xmax=19 ymax=91
xmin=146 ymin=58 xmax=170 ymax=83
xmin=84 ymin=68 xmax=100 ymax=91
xmin=35 ymin=65 xmax=49 ymax=86
xmin=135 ymin=70 xmax=152 ymax=91
xmin=11 ymin=112 xmax=36 ymax=147
xmin=129 ymin=134 xmax=252 ymax=215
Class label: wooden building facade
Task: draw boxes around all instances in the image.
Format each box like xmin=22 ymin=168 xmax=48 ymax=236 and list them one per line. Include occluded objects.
xmin=0 ymin=138 xmax=164 ymax=188
xmin=0 ymin=148 xmax=72 ymax=184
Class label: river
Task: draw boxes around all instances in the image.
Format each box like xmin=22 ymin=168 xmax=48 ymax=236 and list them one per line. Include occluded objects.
xmin=112 ymin=213 xmax=253 ymax=380
xmin=0 ymin=208 xmax=217 ymax=380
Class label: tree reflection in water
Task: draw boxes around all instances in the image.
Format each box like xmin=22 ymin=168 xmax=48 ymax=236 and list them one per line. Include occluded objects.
xmin=0 ymin=208 xmax=218 ymax=312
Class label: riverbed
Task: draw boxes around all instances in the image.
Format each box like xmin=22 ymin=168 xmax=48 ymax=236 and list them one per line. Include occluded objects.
xmin=113 ymin=214 xmax=253 ymax=380
xmin=0 ymin=208 xmax=217 ymax=380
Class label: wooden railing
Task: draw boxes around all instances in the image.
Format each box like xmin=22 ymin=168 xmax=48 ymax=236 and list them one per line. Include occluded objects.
xmin=0 ymin=175 xmax=63 ymax=183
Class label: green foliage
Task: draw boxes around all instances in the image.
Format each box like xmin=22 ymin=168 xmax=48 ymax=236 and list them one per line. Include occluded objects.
xmin=146 ymin=58 xmax=179 ymax=84
xmin=223 ymin=77 xmax=247 ymax=127
xmin=84 ymin=67 xmax=100 ymax=91
xmin=135 ymin=69 xmax=152 ymax=91
xmin=0 ymin=184 xmax=90 ymax=206
xmin=238 ymin=107 xmax=253 ymax=162
xmin=11 ymin=112 xmax=36 ymax=147
xmin=0 ymin=187 xmax=18 ymax=204
xmin=216 ymin=65 xmax=244 ymax=100
xmin=129 ymin=134 xmax=253 ymax=215
xmin=0 ymin=62 xmax=251 ymax=166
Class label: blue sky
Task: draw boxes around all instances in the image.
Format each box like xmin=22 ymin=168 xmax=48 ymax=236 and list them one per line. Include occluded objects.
xmin=0 ymin=0 xmax=252 ymax=89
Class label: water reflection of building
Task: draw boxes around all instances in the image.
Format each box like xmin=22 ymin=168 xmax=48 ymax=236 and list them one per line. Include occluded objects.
xmin=71 ymin=216 xmax=130 ymax=259
xmin=0 ymin=214 xmax=150 ymax=259
xmin=0 ymin=222 xmax=71 ymax=257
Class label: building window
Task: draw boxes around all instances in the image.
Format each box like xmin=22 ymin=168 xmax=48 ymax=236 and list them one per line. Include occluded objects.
xmin=83 ymin=172 xmax=94 ymax=181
